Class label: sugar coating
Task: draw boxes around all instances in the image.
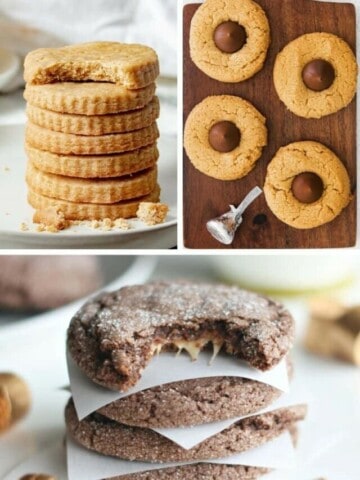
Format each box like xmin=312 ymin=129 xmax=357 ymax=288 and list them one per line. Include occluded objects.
xmin=98 ymin=375 xmax=284 ymax=428
xmin=65 ymin=398 xmax=306 ymax=462
xmin=67 ymin=281 xmax=294 ymax=391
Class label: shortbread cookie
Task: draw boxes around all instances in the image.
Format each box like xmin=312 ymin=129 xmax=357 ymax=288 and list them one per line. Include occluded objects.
xmin=28 ymin=185 xmax=161 ymax=221
xmin=26 ymin=122 xmax=159 ymax=155
xmin=264 ymin=141 xmax=352 ymax=229
xmin=66 ymin=399 xmax=306 ymax=462
xmin=110 ymin=464 xmax=269 ymax=480
xmin=98 ymin=376 xmax=284 ymax=428
xmin=25 ymin=143 xmax=159 ymax=179
xmin=190 ymin=0 xmax=270 ymax=83
xmin=184 ymin=95 xmax=267 ymax=180
xmin=26 ymin=97 xmax=160 ymax=136
xmin=24 ymin=82 xmax=156 ymax=116
xmin=67 ymin=282 xmax=294 ymax=390
xmin=24 ymin=42 xmax=159 ymax=89
xmin=26 ymin=162 xmax=157 ymax=204
xmin=274 ymin=33 xmax=357 ymax=118
xmin=0 ymin=256 xmax=102 ymax=309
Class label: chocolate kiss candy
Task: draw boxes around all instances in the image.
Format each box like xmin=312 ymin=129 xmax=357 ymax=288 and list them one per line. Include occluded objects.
xmin=302 ymin=59 xmax=335 ymax=92
xmin=292 ymin=172 xmax=324 ymax=204
xmin=209 ymin=121 xmax=241 ymax=153
xmin=214 ymin=21 xmax=247 ymax=54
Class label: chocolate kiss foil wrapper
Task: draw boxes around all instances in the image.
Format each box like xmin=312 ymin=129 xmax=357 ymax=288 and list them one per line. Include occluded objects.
xmin=206 ymin=187 xmax=263 ymax=245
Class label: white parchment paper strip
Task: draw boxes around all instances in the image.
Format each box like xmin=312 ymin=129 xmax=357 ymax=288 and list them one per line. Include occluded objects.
xmin=153 ymin=390 xmax=307 ymax=449
xmin=66 ymin=432 xmax=295 ymax=480
xmin=68 ymin=351 xmax=289 ymax=420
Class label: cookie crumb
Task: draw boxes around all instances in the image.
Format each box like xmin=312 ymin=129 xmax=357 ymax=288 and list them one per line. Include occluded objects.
xmin=20 ymin=222 xmax=29 ymax=232
xmin=4 ymin=166 xmax=10 ymax=172
xmin=33 ymin=207 xmax=69 ymax=232
xmin=114 ymin=218 xmax=131 ymax=230
xmin=137 ymin=202 xmax=169 ymax=226
xmin=90 ymin=218 xmax=131 ymax=231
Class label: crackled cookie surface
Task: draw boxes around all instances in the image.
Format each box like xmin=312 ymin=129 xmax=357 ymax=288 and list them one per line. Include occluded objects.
xmin=67 ymin=281 xmax=294 ymax=390
xmin=184 ymin=95 xmax=267 ymax=180
xmin=190 ymin=0 xmax=270 ymax=83
xmin=66 ymin=398 xmax=306 ymax=462
xmin=274 ymin=33 xmax=357 ymax=119
xmin=264 ymin=141 xmax=352 ymax=229
xmin=24 ymin=42 xmax=159 ymax=89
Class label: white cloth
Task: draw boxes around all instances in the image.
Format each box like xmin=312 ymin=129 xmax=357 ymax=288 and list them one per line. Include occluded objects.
xmin=0 ymin=0 xmax=177 ymax=91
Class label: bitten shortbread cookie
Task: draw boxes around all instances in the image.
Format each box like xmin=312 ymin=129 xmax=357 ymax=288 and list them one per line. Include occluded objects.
xmin=25 ymin=143 xmax=159 ymax=179
xmin=24 ymin=82 xmax=156 ymax=116
xmin=26 ymin=162 xmax=158 ymax=204
xmin=184 ymin=95 xmax=267 ymax=180
xmin=25 ymin=122 xmax=159 ymax=155
xmin=26 ymin=97 xmax=160 ymax=136
xmin=190 ymin=0 xmax=270 ymax=83
xmin=264 ymin=141 xmax=352 ymax=229
xmin=66 ymin=399 xmax=306 ymax=462
xmin=274 ymin=33 xmax=357 ymax=119
xmin=24 ymin=42 xmax=159 ymax=89
xmin=28 ymin=185 xmax=161 ymax=221
xmin=67 ymin=281 xmax=294 ymax=391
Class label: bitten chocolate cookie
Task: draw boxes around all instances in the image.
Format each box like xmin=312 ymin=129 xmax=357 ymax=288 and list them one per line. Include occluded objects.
xmin=184 ymin=96 xmax=267 ymax=181
xmin=98 ymin=376 xmax=284 ymax=428
xmin=0 ymin=256 xmax=102 ymax=310
xmin=274 ymin=33 xmax=357 ymax=119
xmin=264 ymin=141 xmax=352 ymax=229
xmin=190 ymin=0 xmax=270 ymax=83
xmin=66 ymin=399 xmax=306 ymax=462
xmin=67 ymin=281 xmax=294 ymax=391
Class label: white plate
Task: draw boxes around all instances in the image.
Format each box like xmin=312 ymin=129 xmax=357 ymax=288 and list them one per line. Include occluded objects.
xmin=0 ymin=125 xmax=177 ymax=248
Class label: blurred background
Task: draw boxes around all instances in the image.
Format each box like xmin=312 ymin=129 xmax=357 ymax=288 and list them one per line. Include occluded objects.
xmin=0 ymin=0 xmax=177 ymax=135
xmin=0 ymin=253 xmax=359 ymax=479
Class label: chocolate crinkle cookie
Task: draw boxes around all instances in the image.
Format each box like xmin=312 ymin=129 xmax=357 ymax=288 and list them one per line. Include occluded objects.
xmin=67 ymin=281 xmax=294 ymax=391
xmin=65 ymin=398 xmax=307 ymax=463
xmin=0 ymin=256 xmax=102 ymax=311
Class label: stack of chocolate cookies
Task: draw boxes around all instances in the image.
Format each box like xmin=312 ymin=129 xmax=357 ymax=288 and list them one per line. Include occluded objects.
xmin=23 ymin=41 xmax=161 ymax=222
xmin=66 ymin=282 xmax=306 ymax=480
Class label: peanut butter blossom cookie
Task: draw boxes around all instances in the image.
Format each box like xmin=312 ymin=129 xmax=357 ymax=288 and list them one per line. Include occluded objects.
xmin=184 ymin=95 xmax=267 ymax=180
xmin=274 ymin=33 xmax=357 ymax=119
xmin=189 ymin=0 xmax=270 ymax=83
xmin=264 ymin=141 xmax=352 ymax=229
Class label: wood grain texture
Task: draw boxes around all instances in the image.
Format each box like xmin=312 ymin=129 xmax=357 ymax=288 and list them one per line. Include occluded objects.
xmin=183 ymin=0 xmax=357 ymax=249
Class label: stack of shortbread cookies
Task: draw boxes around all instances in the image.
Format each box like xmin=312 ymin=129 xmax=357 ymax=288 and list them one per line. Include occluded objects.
xmin=66 ymin=282 xmax=307 ymax=480
xmin=23 ymin=42 xmax=161 ymax=222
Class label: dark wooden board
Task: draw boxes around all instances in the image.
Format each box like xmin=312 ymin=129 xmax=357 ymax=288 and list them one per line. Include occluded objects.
xmin=183 ymin=0 xmax=357 ymax=249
